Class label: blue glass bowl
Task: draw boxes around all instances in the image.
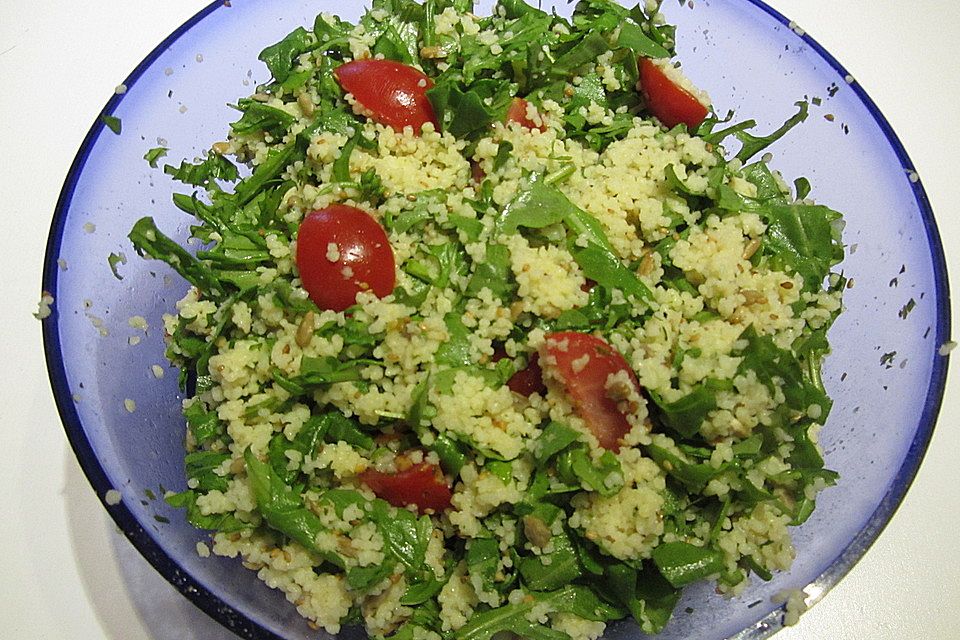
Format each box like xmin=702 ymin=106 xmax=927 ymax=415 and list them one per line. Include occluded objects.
xmin=41 ymin=1 xmax=950 ymax=638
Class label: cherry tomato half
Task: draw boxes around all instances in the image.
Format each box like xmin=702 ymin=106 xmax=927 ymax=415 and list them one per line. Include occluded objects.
xmin=334 ymin=59 xmax=438 ymax=132
xmin=295 ymin=204 xmax=396 ymax=312
xmin=638 ymin=57 xmax=709 ymax=131
xmin=505 ymin=97 xmax=546 ymax=132
xmin=493 ymin=348 xmax=547 ymax=397
xmin=359 ymin=462 xmax=452 ymax=513
xmin=542 ymin=332 xmax=641 ymax=450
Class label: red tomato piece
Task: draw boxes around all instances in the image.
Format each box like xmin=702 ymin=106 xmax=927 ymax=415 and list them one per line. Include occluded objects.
xmin=470 ymin=160 xmax=486 ymax=184
xmin=542 ymin=332 xmax=641 ymax=451
xmin=295 ymin=204 xmax=396 ymax=312
xmin=638 ymin=57 xmax=709 ymax=130
xmin=493 ymin=348 xmax=547 ymax=397
xmin=359 ymin=462 xmax=452 ymax=513
xmin=505 ymin=97 xmax=546 ymax=132
xmin=333 ymin=59 xmax=438 ymax=132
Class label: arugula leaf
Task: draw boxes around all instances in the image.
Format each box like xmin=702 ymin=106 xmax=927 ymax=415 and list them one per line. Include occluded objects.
xmin=533 ymin=421 xmax=580 ymax=464
xmin=648 ymin=383 xmax=723 ymax=438
xmin=184 ymin=450 xmax=230 ymax=492
xmin=570 ymin=244 xmax=654 ymax=306
xmin=128 ymin=217 xmax=225 ymax=297
xmin=644 ymin=442 xmax=719 ymax=492
xmin=244 ymin=447 xmax=341 ymax=565
xmin=401 ymin=575 xmax=445 ymax=605
xmin=427 ymin=82 xmax=498 ymax=140
xmin=452 ymin=585 xmax=618 ymax=640
xmin=259 ymin=26 xmax=313 ymax=83
xmin=101 ymin=114 xmax=121 ymax=134
xmin=144 ymin=146 xmax=168 ymax=167
xmin=323 ymin=412 xmax=375 ymax=450
xmin=166 ymin=489 xmax=248 ymax=533
xmin=348 ymin=562 xmax=397 ymax=591
xmin=370 ymin=500 xmax=432 ymax=569
xmin=435 ymin=312 xmax=474 ymax=367
xmin=762 ymin=203 xmax=843 ymax=291
xmin=617 ymin=21 xmax=670 ymax=59
xmin=466 ymin=243 xmax=514 ymax=301
xmin=164 ymin=153 xmax=239 ymax=188
xmin=107 ymin=252 xmax=125 ymax=280
xmin=590 ymin=561 xmax=679 ymax=635
xmin=651 ymin=541 xmax=725 ymax=588
xmin=234 ymin=142 xmax=299 ymax=205
xmin=737 ymin=326 xmax=831 ymax=417
xmin=555 ymin=445 xmax=624 ymax=496
xmin=230 ymin=99 xmax=296 ymax=136
xmin=518 ymin=528 xmax=582 ymax=591
xmin=466 ymin=537 xmax=501 ymax=594
xmin=183 ymin=401 xmax=224 ymax=445
xmin=734 ymin=101 xmax=809 ymax=163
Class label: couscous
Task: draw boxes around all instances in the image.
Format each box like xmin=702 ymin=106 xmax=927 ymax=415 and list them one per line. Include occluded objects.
xmin=130 ymin=0 xmax=845 ymax=637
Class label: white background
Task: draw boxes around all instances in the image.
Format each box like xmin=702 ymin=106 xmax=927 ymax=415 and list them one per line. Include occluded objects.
xmin=2 ymin=1 xmax=959 ymax=638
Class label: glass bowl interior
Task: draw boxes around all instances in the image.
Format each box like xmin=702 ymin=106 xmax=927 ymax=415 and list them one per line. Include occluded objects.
xmin=42 ymin=1 xmax=949 ymax=639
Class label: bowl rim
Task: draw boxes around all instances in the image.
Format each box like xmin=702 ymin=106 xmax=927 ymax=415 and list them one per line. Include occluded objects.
xmin=40 ymin=1 xmax=951 ymax=639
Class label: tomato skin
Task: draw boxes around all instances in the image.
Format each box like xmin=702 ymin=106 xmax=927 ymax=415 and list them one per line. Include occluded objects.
xmin=638 ymin=57 xmax=709 ymax=130
xmin=334 ymin=59 xmax=438 ymax=132
xmin=295 ymin=205 xmax=396 ymax=312
xmin=470 ymin=160 xmax=486 ymax=184
xmin=493 ymin=348 xmax=547 ymax=396
xmin=359 ymin=462 xmax=452 ymax=513
xmin=542 ymin=332 xmax=640 ymax=450
xmin=505 ymin=97 xmax=546 ymax=132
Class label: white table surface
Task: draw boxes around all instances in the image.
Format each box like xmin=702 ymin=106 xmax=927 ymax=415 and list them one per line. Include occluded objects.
xmin=3 ymin=1 xmax=958 ymax=638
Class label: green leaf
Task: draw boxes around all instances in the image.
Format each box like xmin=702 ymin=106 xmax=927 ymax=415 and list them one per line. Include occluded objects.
xmin=452 ymin=586 xmax=618 ymax=640
xmin=427 ymin=82 xmax=497 ymax=140
xmin=144 ymin=146 xmax=168 ymax=168
xmin=570 ymin=243 xmax=655 ymax=306
xmin=323 ymin=412 xmax=375 ymax=450
xmin=533 ymin=421 xmax=580 ymax=464
xmin=734 ymin=101 xmax=809 ymax=163
xmin=495 ymin=179 xmax=573 ymax=236
xmin=430 ymin=433 xmax=467 ymax=475
xmin=590 ymin=561 xmax=679 ymax=634
xmin=400 ymin=575 xmax=445 ymax=605
xmin=648 ymin=384 xmax=718 ymax=438
xmin=259 ymin=26 xmax=313 ymax=83
xmin=761 ymin=203 xmax=843 ymax=292
xmin=184 ymin=451 xmax=230 ymax=492
xmin=556 ymin=446 xmax=624 ymax=496
xmin=183 ymin=401 xmax=224 ymax=446
xmin=466 ymin=537 xmax=500 ymax=593
xmin=164 ymin=153 xmax=239 ymax=187
xmin=128 ymin=217 xmax=224 ymax=297
xmin=651 ymin=541 xmax=725 ymax=588
xmin=617 ymin=22 xmax=671 ymax=59
xmin=348 ymin=562 xmax=397 ymax=591
xmin=737 ymin=326 xmax=831 ymax=417
xmin=644 ymin=443 xmax=719 ymax=492
xmin=371 ymin=502 xmax=432 ymax=569
xmin=107 ymin=252 xmax=125 ymax=280
xmin=234 ymin=142 xmax=299 ymax=206
xmin=435 ymin=312 xmax=474 ymax=367
xmin=518 ymin=528 xmax=582 ymax=591
xmin=166 ymin=490 xmax=248 ymax=533
xmin=230 ymin=99 xmax=296 ymax=136
xmin=243 ymin=448 xmax=341 ymax=565
xmin=466 ymin=243 xmax=514 ymax=301
xmin=101 ymin=114 xmax=121 ymax=134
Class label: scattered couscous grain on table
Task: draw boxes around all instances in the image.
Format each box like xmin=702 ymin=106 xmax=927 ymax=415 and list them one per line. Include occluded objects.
xmin=129 ymin=0 xmax=846 ymax=637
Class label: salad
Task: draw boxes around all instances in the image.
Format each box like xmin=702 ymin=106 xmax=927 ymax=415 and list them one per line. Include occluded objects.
xmin=130 ymin=0 xmax=845 ymax=637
